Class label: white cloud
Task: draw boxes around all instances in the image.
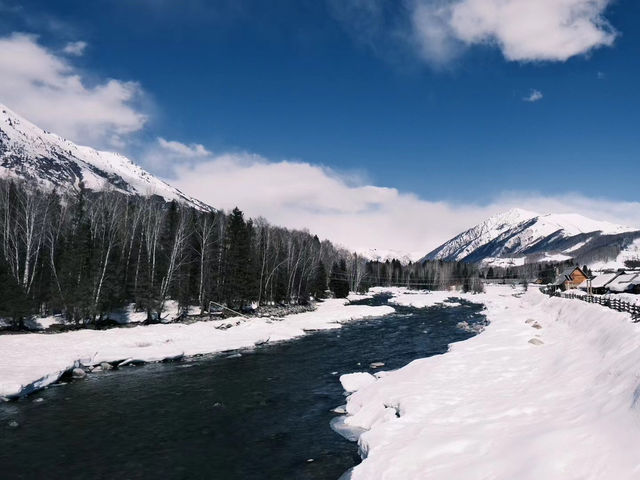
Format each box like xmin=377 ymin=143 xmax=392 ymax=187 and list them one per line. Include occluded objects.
xmin=337 ymin=0 xmax=616 ymax=66
xmin=62 ymin=40 xmax=87 ymax=56
xmin=444 ymin=0 xmax=616 ymax=62
xmin=157 ymin=137 xmax=211 ymax=157
xmin=0 ymin=33 xmax=146 ymax=147
xmin=140 ymin=137 xmax=217 ymax=177
xmin=523 ymin=89 xmax=543 ymax=102
xmin=154 ymin=140 xmax=640 ymax=258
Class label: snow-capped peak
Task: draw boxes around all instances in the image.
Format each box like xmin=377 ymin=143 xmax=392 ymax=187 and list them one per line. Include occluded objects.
xmin=423 ymin=208 xmax=539 ymax=262
xmin=422 ymin=208 xmax=640 ymax=265
xmin=493 ymin=207 xmax=540 ymax=223
xmin=0 ymin=103 xmax=209 ymax=210
xmin=533 ymin=212 xmax=635 ymax=237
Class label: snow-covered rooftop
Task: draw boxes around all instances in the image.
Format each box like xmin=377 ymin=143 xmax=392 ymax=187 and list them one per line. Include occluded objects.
xmin=608 ymin=273 xmax=640 ymax=293
xmin=586 ymin=272 xmax=621 ymax=289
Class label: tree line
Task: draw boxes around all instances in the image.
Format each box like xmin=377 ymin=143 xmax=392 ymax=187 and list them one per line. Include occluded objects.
xmin=0 ymin=178 xmax=484 ymax=328
xmin=359 ymin=258 xmax=485 ymax=293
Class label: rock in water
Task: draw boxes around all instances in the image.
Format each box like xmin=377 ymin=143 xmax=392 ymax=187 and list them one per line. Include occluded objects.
xmin=72 ymin=368 xmax=87 ymax=379
xmin=331 ymin=405 xmax=347 ymax=414
xmin=100 ymin=362 xmax=114 ymax=371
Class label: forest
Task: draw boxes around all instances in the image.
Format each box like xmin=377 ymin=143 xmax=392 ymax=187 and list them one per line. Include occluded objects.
xmin=0 ymin=178 xmax=483 ymax=328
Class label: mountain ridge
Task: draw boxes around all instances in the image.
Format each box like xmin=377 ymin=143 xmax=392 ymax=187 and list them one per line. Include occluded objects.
xmin=422 ymin=208 xmax=640 ymax=268
xmin=0 ymin=103 xmax=209 ymax=210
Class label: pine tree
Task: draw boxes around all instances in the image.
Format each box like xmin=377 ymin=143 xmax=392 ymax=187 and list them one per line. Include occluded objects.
xmin=312 ymin=262 xmax=328 ymax=299
xmin=223 ymin=208 xmax=255 ymax=309
xmin=329 ymin=260 xmax=349 ymax=298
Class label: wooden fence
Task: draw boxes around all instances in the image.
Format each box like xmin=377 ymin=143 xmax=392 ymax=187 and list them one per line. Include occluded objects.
xmin=555 ymin=292 xmax=640 ymax=322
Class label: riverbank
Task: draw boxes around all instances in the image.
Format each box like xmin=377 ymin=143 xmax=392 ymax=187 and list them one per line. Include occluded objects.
xmin=338 ymin=286 xmax=640 ymax=479
xmin=0 ymin=301 xmax=318 ymax=334
xmin=0 ymin=297 xmax=393 ymax=399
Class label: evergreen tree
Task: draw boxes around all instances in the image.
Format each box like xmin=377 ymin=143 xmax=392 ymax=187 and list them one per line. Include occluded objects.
xmin=223 ymin=208 xmax=254 ymax=308
xmin=312 ymin=262 xmax=328 ymax=299
xmin=329 ymin=260 xmax=349 ymax=298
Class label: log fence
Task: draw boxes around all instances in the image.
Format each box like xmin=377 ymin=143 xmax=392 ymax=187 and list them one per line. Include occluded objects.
xmin=554 ymin=292 xmax=640 ymax=322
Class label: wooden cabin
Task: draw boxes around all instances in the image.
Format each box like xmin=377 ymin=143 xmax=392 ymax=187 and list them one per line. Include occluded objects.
xmin=552 ymin=266 xmax=589 ymax=291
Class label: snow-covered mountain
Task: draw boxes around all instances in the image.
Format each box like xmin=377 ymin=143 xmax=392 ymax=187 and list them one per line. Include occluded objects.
xmin=422 ymin=208 xmax=640 ymax=267
xmin=0 ymin=104 xmax=209 ymax=210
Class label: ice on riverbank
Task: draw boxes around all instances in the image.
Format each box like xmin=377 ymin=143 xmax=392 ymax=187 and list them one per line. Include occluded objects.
xmin=0 ymin=299 xmax=394 ymax=399
xmin=369 ymin=286 xmax=477 ymax=309
xmin=340 ymin=372 xmax=377 ymax=393
xmin=339 ymin=286 xmax=640 ymax=479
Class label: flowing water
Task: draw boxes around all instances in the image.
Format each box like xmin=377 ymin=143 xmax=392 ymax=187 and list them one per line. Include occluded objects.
xmin=0 ymin=295 xmax=486 ymax=480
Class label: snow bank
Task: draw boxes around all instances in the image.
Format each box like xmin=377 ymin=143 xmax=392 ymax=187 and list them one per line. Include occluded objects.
xmin=340 ymin=373 xmax=377 ymax=393
xmin=379 ymin=287 xmax=475 ymax=309
xmin=0 ymin=299 xmax=394 ymax=398
xmin=606 ymin=293 xmax=640 ymax=306
xmin=347 ymin=292 xmax=374 ymax=302
xmin=340 ymin=286 xmax=640 ymax=480
xmin=4 ymin=301 xmax=190 ymax=332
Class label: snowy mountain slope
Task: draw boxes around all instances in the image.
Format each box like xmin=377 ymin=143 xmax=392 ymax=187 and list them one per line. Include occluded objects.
xmin=424 ymin=208 xmax=539 ymax=262
xmin=0 ymin=104 xmax=209 ymax=210
xmin=422 ymin=208 xmax=640 ymax=266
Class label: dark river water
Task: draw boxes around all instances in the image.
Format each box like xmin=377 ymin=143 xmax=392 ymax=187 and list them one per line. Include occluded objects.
xmin=0 ymin=295 xmax=486 ymax=480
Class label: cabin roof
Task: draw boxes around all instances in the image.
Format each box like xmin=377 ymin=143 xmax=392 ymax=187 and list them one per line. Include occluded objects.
xmin=553 ymin=266 xmax=587 ymax=286
xmin=589 ymin=272 xmax=622 ymax=289
xmin=608 ymin=273 xmax=640 ymax=292
xmin=560 ymin=267 xmax=579 ymax=278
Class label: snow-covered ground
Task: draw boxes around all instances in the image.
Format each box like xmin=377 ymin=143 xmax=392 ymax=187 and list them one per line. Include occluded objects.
xmin=339 ymin=286 xmax=640 ymax=480
xmin=368 ymin=286 xmax=474 ymax=309
xmin=0 ymin=298 xmax=393 ymax=399
xmin=2 ymin=300 xmax=192 ymax=331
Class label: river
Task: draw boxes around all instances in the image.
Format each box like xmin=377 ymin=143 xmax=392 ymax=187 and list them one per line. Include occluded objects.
xmin=0 ymin=294 xmax=486 ymax=480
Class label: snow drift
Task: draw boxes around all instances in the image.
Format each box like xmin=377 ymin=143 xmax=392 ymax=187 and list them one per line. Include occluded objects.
xmin=340 ymin=286 xmax=640 ymax=480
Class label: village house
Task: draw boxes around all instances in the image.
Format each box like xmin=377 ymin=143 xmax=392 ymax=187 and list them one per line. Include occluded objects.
xmin=552 ymin=266 xmax=589 ymax=291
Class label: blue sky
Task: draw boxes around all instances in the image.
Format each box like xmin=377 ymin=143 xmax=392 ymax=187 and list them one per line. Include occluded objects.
xmin=0 ymin=0 xmax=639 ymax=253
